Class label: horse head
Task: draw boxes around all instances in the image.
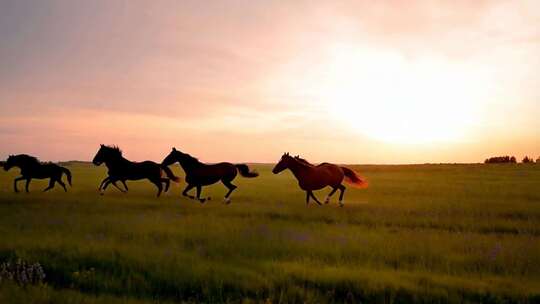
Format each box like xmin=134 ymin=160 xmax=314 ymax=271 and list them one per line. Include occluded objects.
xmin=162 ymin=147 xmax=180 ymax=166
xmin=93 ymin=144 xmax=121 ymax=166
xmin=272 ymin=152 xmax=293 ymax=174
xmin=3 ymin=155 xmax=14 ymax=171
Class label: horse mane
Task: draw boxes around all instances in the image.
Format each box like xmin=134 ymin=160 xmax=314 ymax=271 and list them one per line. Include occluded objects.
xmin=9 ymin=154 xmax=41 ymax=165
xmin=102 ymin=145 xmax=123 ymax=157
xmin=182 ymin=152 xmax=202 ymax=166
xmin=294 ymin=156 xmax=315 ymax=166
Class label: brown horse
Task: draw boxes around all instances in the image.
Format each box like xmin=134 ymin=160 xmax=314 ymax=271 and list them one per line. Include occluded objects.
xmin=272 ymin=153 xmax=367 ymax=207
xmin=162 ymin=148 xmax=259 ymax=204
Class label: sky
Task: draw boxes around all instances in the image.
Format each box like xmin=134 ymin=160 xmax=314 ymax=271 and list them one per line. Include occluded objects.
xmin=0 ymin=0 xmax=538 ymax=164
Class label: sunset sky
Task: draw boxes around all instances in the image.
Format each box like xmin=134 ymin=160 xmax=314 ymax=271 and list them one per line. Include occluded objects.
xmin=1 ymin=0 xmax=538 ymax=164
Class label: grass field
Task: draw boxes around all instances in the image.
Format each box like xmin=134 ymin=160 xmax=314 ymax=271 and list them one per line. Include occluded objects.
xmin=0 ymin=163 xmax=539 ymax=303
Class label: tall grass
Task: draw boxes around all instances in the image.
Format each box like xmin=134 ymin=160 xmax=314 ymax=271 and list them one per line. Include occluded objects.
xmin=0 ymin=163 xmax=539 ymax=303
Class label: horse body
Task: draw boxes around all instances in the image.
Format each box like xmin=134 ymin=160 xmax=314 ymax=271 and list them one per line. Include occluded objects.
xmin=3 ymin=154 xmax=72 ymax=192
xmin=273 ymin=153 xmax=367 ymax=207
xmin=92 ymin=145 xmax=179 ymax=196
xmin=108 ymin=160 xmax=162 ymax=180
xmin=184 ymin=162 xmax=237 ymax=186
xmin=162 ymin=148 xmax=258 ymax=204
xmin=295 ymin=164 xmax=344 ymax=190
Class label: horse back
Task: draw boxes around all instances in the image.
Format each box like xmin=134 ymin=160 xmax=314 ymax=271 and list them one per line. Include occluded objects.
xmin=22 ymin=163 xmax=63 ymax=179
xmin=299 ymin=163 xmax=344 ymax=189
xmin=185 ymin=162 xmax=236 ymax=185
xmin=107 ymin=160 xmax=161 ymax=180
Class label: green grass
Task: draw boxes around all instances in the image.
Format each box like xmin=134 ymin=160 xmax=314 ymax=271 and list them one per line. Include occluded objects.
xmin=0 ymin=163 xmax=539 ymax=303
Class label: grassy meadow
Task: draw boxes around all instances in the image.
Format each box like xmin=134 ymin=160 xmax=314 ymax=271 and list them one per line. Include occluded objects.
xmin=0 ymin=162 xmax=539 ymax=303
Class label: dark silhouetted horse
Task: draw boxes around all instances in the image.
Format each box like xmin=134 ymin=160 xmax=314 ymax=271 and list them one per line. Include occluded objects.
xmin=162 ymin=147 xmax=258 ymax=204
xmin=273 ymin=153 xmax=367 ymax=207
xmin=92 ymin=145 xmax=179 ymax=197
xmin=3 ymin=154 xmax=72 ymax=192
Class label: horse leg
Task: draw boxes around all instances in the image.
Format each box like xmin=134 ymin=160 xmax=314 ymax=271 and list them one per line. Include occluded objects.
xmin=43 ymin=179 xmax=56 ymax=192
xmin=121 ymin=180 xmax=129 ymax=192
xmin=111 ymin=181 xmax=126 ymax=193
xmin=57 ymin=178 xmax=67 ymax=192
xmin=25 ymin=178 xmax=32 ymax=193
xmin=13 ymin=176 xmax=25 ymax=193
xmin=196 ymin=185 xmax=207 ymax=203
xmin=305 ymin=191 xmax=310 ymax=205
xmin=150 ymin=178 xmax=163 ymax=197
xmin=98 ymin=177 xmax=109 ymax=192
xmin=182 ymin=184 xmax=195 ymax=199
xmin=162 ymin=178 xmax=170 ymax=192
xmin=309 ymin=191 xmax=323 ymax=205
xmin=338 ymin=184 xmax=346 ymax=207
xmin=222 ymin=180 xmax=237 ymax=204
xmin=325 ymin=187 xmax=339 ymax=204
xmin=100 ymin=179 xmax=114 ymax=195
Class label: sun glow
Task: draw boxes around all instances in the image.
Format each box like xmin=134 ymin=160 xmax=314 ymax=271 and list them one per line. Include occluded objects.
xmin=318 ymin=46 xmax=489 ymax=144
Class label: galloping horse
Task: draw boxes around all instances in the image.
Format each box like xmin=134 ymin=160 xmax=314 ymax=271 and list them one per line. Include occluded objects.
xmin=272 ymin=153 xmax=368 ymax=207
xmin=162 ymin=147 xmax=259 ymax=204
xmin=92 ymin=145 xmax=179 ymax=196
xmin=3 ymin=154 xmax=72 ymax=192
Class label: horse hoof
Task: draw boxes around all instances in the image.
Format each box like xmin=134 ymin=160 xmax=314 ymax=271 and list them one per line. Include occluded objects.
xmin=224 ymin=198 xmax=231 ymax=204
xmin=100 ymin=192 xmax=104 ymax=196
xmin=200 ymin=199 xmax=206 ymax=203
xmin=207 ymin=197 xmax=212 ymax=201
xmin=339 ymin=201 xmax=344 ymax=207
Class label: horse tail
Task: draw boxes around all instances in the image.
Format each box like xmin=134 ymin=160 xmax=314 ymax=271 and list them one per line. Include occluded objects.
xmin=161 ymin=165 xmax=180 ymax=182
xmin=61 ymin=167 xmax=72 ymax=186
xmin=341 ymin=167 xmax=368 ymax=188
xmin=235 ymin=164 xmax=259 ymax=178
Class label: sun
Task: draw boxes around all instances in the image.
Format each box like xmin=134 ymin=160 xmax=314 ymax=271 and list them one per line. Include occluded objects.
xmin=318 ymin=45 xmax=487 ymax=144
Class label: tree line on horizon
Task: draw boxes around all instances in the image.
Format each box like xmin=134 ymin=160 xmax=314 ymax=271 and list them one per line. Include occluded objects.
xmin=1 ymin=157 xmax=540 ymax=167
xmin=484 ymin=155 xmax=540 ymax=164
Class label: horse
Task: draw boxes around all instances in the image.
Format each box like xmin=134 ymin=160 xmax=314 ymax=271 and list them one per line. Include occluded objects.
xmin=3 ymin=154 xmax=72 ymax=193
xmin=272 ymin=153 xmax=368 ymax=207
xmin=161 ymin=147 xmax=259 ymax=204
xmin=92 ymin=145 xmax=179 ymax=197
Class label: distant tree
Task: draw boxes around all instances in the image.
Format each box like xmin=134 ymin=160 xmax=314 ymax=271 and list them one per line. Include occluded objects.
xmin=522 ymin=156 xmax=532 ymax=163
xmin=484 ymin=156 xmax=517 ymax=164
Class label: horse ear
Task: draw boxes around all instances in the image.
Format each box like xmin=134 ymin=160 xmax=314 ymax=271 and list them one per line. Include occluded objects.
xmin=100 ymin=144 xmax=104 ymax=147
xmin=172 ymin=147 xmax=177 ymax=151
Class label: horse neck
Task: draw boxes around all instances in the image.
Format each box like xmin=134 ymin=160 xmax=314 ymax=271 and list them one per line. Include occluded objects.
xmin=177 ymin=156 xmax=202 ymax=173
xmin=104 ymin=155 xmax=131 ymax=169
xmin=286 ymin=159 xmax=310 ymax=179
xmin=14 ymin=158 xmax=40 ymax=171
